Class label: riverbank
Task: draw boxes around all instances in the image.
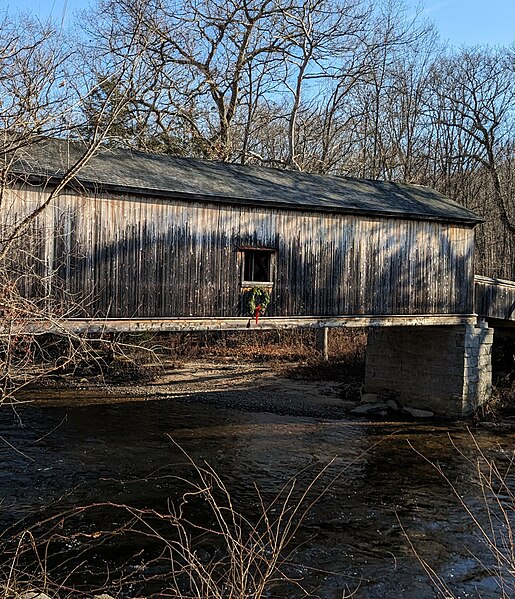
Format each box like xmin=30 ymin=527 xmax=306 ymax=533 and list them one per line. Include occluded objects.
xmin=14 ymin=355 xmax=513 ymax=428
xmin=19 ymin=358 xmax=357 ymax=419
xmin=10 ymin=327 xmax=514 ymax=422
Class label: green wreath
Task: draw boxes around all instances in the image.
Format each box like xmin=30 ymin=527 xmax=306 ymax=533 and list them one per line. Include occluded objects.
xmin=245 ymin=286 xmax=271 ymax=316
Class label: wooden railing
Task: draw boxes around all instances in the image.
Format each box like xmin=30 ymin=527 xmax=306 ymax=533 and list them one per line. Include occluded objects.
xmin=475 ymin=275 xmax=515 ymax=322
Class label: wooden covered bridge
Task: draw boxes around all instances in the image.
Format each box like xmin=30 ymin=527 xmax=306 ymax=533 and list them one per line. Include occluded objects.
xmin=5 ymin=138 xmax=515 ymax=416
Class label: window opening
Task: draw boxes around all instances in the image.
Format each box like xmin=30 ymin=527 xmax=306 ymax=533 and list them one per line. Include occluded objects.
xmin=243 ymin=250 xmax=273 ymax=283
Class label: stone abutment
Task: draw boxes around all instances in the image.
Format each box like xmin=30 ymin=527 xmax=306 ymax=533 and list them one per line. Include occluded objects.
xmin=364 ymin=323 xmax=493 ymax=417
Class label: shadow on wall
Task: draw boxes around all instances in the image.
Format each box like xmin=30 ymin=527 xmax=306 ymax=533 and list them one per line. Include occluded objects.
xmin=12 ymin=200 xmax=476 ymax=320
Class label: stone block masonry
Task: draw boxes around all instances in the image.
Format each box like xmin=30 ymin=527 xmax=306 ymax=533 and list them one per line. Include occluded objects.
xmin=364 ymin=324 xmax=493 ymax=417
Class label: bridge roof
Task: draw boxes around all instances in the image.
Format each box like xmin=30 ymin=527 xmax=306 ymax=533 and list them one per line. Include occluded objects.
xmin=14 ymin=138 xmax=482 ymax=225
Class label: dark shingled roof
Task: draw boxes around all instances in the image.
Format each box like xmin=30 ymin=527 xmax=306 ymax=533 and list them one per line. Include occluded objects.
xmin=13 ymin=138 xmax=482 ymax=224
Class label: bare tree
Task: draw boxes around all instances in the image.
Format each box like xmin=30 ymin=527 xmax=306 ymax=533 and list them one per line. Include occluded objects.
xmin=0 ymin=10 xmax=153 ymax=401
xmin=275 ymin=0 xmax=370 ymax=169
xmin=84 ymin=0 xmax=298 ymax=160
xmin=429 ymin=47 xmax=515 ymax=236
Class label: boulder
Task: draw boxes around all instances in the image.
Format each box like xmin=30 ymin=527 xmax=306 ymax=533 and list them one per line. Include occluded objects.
xmin=402 ymin=407 xmax=434 ymax=418
xmin=387 ymin=399 xmax=400 ymax=411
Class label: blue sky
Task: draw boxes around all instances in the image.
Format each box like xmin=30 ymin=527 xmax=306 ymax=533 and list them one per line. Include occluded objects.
xmin=422 ymin=0 xmax=515 ymax=46
xmin=9 ymin=0 xmax=515 ymax=47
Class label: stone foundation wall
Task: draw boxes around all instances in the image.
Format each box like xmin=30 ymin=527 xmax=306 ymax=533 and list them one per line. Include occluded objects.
xmin=364 ymin=324 xmax=493 ymax=417
xmin=461 ymin=321 xmax=493 ymax=414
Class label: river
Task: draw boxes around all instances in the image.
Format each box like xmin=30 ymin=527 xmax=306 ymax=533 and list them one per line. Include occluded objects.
xmin=1 ymin=395 xmax=514 ymax=598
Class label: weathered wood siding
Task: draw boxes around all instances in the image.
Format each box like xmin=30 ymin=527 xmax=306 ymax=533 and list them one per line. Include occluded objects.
xmin=5 ymin=184 xmax=476 ymax=318
xmin=475 ymin=275 xmax=515 ymax=322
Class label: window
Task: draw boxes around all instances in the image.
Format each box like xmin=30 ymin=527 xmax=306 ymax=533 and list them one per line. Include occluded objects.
xmin=242 ymin=249 xmax=274 ymax=284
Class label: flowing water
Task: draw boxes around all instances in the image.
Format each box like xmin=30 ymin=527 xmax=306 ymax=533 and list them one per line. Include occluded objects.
xmin=1 ymin=394 xmax=514 ymax=598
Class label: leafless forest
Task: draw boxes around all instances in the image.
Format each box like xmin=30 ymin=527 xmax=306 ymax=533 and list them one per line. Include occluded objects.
xmin=1 ymin=0 xmax=514 ymax=279
xmin=0 ymin=5 xmax=514 ymax=595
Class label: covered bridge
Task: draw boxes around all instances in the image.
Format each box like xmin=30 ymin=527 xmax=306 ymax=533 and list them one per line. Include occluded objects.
xmin=4 ymin=138 xmax=509 ymax=416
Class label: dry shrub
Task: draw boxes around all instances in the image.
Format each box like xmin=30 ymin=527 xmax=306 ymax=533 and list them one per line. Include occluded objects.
xmin=155 ymin=329 xmax=323 ymax=362
xmin=477 ymin=334 xmax=515 ymax=421
xmin=488 ymin=332 xmax=515 ymax=418
xmin=96 ymin=329 xmax=367 ymax=400
xmin=123 ymin=441 xmax=339 ymax=598
xmin=144 ymin=328 xmax=367 ymax=366
xmin=478 ymin=381 xmax=515 ymax=422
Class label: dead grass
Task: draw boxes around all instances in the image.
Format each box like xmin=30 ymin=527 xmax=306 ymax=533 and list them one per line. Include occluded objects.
xmin=117 ymin=328 xmax=365 ymax=363
xmin=477 ymin=381 xmax=515 ymax=422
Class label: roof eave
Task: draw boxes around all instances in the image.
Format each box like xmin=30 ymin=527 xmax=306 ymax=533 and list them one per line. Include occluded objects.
xmin=13 ymin=173 xmax=485 ymax=226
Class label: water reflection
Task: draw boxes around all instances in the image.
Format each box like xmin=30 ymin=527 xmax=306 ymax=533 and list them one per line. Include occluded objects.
xmin=0 ymin=397 xmax=513 ymax=598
